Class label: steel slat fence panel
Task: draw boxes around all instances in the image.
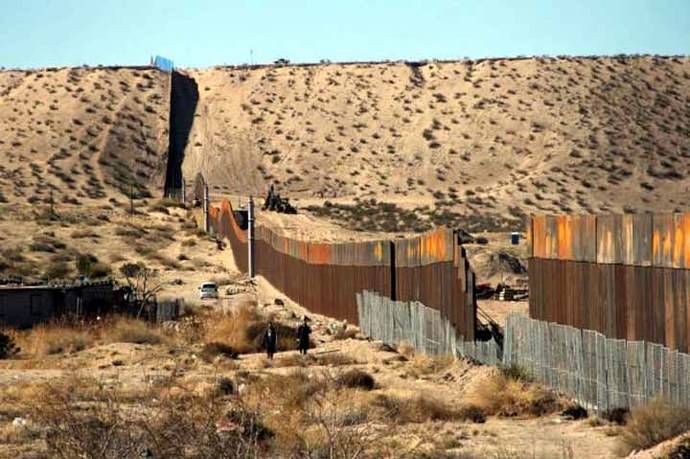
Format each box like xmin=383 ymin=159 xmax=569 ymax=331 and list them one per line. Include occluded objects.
xmin=581 ymin=329 xmax=598 ymax=413
xmin=489 ymin=315 xmax=690 ymax=413
xmin=532 ymin=215 xmax=547 ymax=259
xmin=653 ymin=214 xmax=675 ymax=268
xmin=673 ymin=213 xmax=690 ymax=269
xmin=596 ymin=332 xmax=609 ymax=412
xmin=627 ymin=341 xmax=646 ymax=408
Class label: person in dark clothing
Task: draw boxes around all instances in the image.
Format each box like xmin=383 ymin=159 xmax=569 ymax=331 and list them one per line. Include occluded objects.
xmin=263 ymin=322 xmax=278 ymax=360
xmin=296 ymin=316 xmax=311 ymax=355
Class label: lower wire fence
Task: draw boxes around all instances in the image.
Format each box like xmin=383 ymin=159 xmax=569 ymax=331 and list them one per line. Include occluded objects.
xmin=357 ymin=290 xmax=690 ymax=414
xmin=357 ymin=290 xmax=500 ymax=362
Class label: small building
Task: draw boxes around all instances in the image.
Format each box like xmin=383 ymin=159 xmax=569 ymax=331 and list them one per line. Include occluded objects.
xmin=0 ymin=281 xmax=115 ymax=328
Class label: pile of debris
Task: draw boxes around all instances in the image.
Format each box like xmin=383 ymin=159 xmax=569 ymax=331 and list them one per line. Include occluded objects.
xmin=262 ymin=185 xmax=297 ymax=214
xmin=476 ymin=282 xmax=528 ymax=301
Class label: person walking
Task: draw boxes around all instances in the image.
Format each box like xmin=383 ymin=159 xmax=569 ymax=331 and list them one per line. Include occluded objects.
xmin=296 ymin=316 xmax=312 ymax=355
xmin=263 ymin=322 xmax=278 ymax=360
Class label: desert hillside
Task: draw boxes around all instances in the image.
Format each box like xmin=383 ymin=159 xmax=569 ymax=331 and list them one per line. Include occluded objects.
xmin=183 ymin=56 xmax=690 ymax=231
xmin=0 ymin=67 xmax=170 ymax=206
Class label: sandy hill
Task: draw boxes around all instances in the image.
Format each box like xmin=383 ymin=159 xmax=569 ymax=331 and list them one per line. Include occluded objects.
xmin=1 ymin=57 xmax=689 ymax=233
xmin=182 ymin=56 xmax=690 ymax=231
xmin=0 ymin=67 xmax=169 ymax=207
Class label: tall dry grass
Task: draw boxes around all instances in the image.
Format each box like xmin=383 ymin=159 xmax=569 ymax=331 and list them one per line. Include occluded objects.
xmin=618 ymin=398 xmax=690 ymax=454
xmin=406 ymin=353 xmax=455 ymax=377
xmin=204 ymin=302 xmax=300 ymax=354
xmin=205 ymin=302 xmax=262 ymax=353
xmin=370 ymin=393 xmax=485 ymax=424
xmin=17 ymin=322 xmax=94 ymax=355
xmin=99 ymin=316 xmax=165 ymax=345
xmin=7 ymin=315 xmax=168 ymax=357
xmin=464 ymin=367 xmax=562 ymax=417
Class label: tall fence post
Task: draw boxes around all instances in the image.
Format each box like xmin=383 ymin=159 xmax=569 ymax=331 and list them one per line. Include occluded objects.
xmin=248 ymin=196 xmax=255 ymax=278
xmin=203 ymin=183 xmax=210 ymax=233
xmin=182 ymin=177 xmax=186 ymax=203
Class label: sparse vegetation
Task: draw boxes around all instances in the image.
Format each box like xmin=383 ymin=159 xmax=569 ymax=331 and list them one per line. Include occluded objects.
xmin=464 ymin=368 xmax=563 ymax=417
xmin=618 ymin=398 xmax=690 ymax=454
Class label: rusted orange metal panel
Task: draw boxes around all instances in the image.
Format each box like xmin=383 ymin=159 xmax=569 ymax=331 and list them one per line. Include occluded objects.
xmin=672 ymin=213 xmax=690 ymax=269
xmin=531 ymin=215 xmax=547 ymax=258
xmin=556 ymin=215 xmax=573 ymax=260
xmin=209 ymin=199 xmax=477 ymax=340
xmin=652 ymin=214 xmax=674 ymax=268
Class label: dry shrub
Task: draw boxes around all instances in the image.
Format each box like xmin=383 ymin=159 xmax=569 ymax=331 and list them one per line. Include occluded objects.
xmin=464 ymin=368 xmax=562 ymax=417
xmin=201 ymin=342 xmax=239 ymax=362
xmin=618 ymin=398 xmax=690 ymax=454
xmin=101 ymin=316 xmax=164 ymax=345
xmin=204 ymin=303 xmax=300 ymax=354
xmin=241 ymin=370 xmax=370 ymax=456
xmin=0 ymin=420 xmax=39 ymax=444
xmin=28 ymin=379 xmax=269 ymax=458
xmin=245 ymin=369 xmax=325 ymax=414
xmin=333 ymin=327 xmax=358 ymax=340
xmin=371 ymin=393 xmax=485 ymax=424
xmin=0 ymin=380 xmax=56 ymax=414
xmin=204 ymin=303 xmax=261 ymax=353
xmin=314 ymin=351 xmax=357 ymax=366
xmin=0 ymin=330 xmax=20 ymax=358
xmin=396 ymin=341 xmax=415 ymax=359
xmin=407 ymin=353 xmax=455 ymax=377
xmin=20 ymin=322 xmax=94 ymax=355
xmin=336 ymin=369 xmax=375 ymax=390
xmin=10 ymin=316 xmax=165 ymax=356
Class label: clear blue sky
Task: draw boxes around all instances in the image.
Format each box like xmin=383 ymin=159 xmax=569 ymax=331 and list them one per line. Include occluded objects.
xmin=1 ymin=0 xmax=688 ymax=69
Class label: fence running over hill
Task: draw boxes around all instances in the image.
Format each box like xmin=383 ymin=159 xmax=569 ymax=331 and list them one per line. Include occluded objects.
xmin=358 ymin=290 xmax=690 ymax=414
xmin=528 ymin=213 xmax=690 ymax=352
xmin=207 ymin=198 xmax=476 ymax=339
xmin=164 ymin=71 xmax=199 ymax=200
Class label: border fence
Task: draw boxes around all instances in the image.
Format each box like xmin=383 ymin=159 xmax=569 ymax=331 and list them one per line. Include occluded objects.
xmin=528 ymin=213 xmax=690 ymax=352
xmin=504 ymin=314 xmax=690 ymax=413
xmin=201 ymin=192 xmax=690 ymax=412
xmin=358 ymin=290 xmax=690 ymax=414
xmin=357 ymin=290 xmax=501 ymax=364
xmin=206 ymin=196 xmax=477 ymax=340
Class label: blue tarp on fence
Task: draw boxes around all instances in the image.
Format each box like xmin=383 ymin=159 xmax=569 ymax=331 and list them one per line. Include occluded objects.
xmin=152 ymin=55 xmax=174 ymax=72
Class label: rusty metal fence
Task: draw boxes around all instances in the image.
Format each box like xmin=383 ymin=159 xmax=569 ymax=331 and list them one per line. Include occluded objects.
xmin=207 ymin=198 xmax=476 ymax=338
xmin=528 ymin=213 xmax=690 ymax=352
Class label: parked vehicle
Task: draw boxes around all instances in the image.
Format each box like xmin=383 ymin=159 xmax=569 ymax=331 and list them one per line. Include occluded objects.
xmin=199 ymin=282 xmax=219 ymax=300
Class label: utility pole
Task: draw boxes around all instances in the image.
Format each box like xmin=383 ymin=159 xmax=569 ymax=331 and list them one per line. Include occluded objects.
xmin=248 ymin=196 xmax=255 ymax=278
xmin=203 ymin=183 xmax=210 ymax=233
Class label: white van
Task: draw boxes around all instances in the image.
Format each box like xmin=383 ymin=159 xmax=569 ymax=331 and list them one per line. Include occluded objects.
xmin=199 ymin=281 xmax=219 ymax=300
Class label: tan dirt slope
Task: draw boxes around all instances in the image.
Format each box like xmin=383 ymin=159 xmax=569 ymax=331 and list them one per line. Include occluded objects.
xmin=0 ymin=67 xmax=170 ymax=205
xmin=183 ymin=56 xmax=690 ymax=226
